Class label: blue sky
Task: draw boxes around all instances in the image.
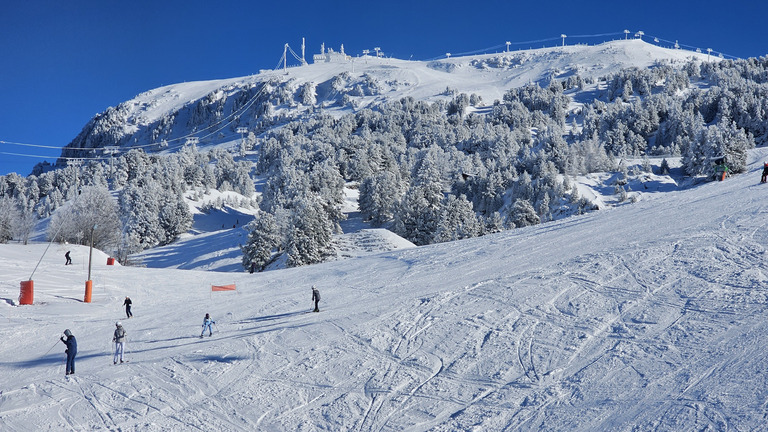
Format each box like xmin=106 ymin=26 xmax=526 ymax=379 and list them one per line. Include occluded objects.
xmin=2 ymin=0 xmax=767 ymax=176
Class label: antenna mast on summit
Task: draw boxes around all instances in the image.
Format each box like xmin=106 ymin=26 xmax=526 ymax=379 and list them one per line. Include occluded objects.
xmin=302 ymin=38 xmax=306 ymax=65
xmin=561 ymin=34 xmax=567 ymax=46
xmin=283 ymin=44 xmax=288 ymax=74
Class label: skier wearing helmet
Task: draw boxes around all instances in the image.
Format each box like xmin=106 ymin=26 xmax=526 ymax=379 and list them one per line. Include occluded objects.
xmin=60 ymin=329 xmax=77 ymax=375
xmin=113 ymin=322 xmax=126 ymax=364
xmin=201 ymin=313 xmax=215 ymax=337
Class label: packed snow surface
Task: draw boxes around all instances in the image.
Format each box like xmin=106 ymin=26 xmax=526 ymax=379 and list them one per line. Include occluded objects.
xmin=3 ymin=149 xmax=768 ymax=431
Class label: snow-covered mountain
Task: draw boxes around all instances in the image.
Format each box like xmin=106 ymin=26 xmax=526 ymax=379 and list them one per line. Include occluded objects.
xmin=57 ymin=39 xmax=710 ymax=164
xmin=3 ymin=147 xmax=768 ymax=431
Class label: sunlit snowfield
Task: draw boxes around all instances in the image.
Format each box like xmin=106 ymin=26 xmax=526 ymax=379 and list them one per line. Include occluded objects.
xmin=3 ymin=149 xmax=768 ymax=431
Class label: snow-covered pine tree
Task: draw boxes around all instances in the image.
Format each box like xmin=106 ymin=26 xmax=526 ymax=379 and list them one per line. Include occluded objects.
xmin=241 ymin=211 xmax=280 ymax=272
xmin=507 ymin=199 xmax=540 ymax=229
xmin=285 ymin=197 xmax=334 ymax=267
xmin=432 ymin=194 xmax=483 ymax=243
xmin=48 ymin=186 xmax=121 ymax=250
xmin=358 ymin=170 xmax=402 ymax=226
xmin=0 ymin=197 xmax=20 ymax=243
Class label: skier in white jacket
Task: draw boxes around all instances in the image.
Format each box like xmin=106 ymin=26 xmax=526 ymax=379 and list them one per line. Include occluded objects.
xmin=113 ymin=322 xmax=126 ymax=364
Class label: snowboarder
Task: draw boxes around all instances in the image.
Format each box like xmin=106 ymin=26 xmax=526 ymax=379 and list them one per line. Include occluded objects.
xmin=65 ymin=251 xmax=72 ymax=265
xmin=60 ymin=329 xmax=77 ymax=375
xmin=761 ymin=162 xmax=768 ymax=183
xmin=123 ymin=296 xmax=133 ymax=318
xmin=113 ymin=322 xmax=126 ymax=364
xmin=312 ymin=286 xmax=320 ymax=312
xmin=201 ymin=313 xmax=215 ymax=337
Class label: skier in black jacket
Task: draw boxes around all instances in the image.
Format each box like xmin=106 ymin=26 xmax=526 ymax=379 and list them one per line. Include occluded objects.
xmin=761 ymin=162 xmax=768 ymax=183
xmin=312 ymin=286 xmax=320 ymax=312
xmin=60 ymin=329 xmax=77 ymax=375
xmin=123 ymin=296 xmax=133 ymax=318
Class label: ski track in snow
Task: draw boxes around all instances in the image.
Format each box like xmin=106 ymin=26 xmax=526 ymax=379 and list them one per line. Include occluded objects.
xmin=5 ymin=154 xmax=768 ymax=430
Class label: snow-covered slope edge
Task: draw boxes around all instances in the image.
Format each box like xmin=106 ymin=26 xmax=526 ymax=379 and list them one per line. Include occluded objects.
xmin=2 ymin=150 xmax=768 ymax=430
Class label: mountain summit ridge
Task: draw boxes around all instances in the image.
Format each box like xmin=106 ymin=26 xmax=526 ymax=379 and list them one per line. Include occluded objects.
xmin=56 ymin=39 xmax=709 ymax=166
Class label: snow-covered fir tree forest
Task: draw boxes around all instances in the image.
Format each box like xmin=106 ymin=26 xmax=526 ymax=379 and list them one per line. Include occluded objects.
xmin=1 ymin=43 xmax=767 ymax=271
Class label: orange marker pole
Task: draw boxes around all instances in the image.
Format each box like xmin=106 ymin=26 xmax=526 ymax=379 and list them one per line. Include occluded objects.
xmin=84 ymin=280 xmax=92 ymax=303
xmin=19 ymin=280 xmax=34 ymax=305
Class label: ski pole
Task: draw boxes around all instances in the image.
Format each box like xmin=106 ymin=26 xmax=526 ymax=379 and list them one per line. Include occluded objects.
xmin=44 ymin=338 xmax=60 ymax=356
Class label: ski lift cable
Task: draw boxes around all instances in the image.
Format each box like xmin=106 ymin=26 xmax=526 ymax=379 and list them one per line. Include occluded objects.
xmin=138 ymin=87 xmax=263 ymax=155
xmin=2 ymin=79 xmax=271 ymax=159
xmin=447 ymin=43 xmax=508 ymax=58
xmin=123 ymin=80 xmax=269 ymax=150
xmin=0 ymin=140 xmax=73 ymax=150
xmin=287 ymin=45 xmax=304 ymax=63
xmin=101 ymin=81 xmax=267 ymax=157
xmin=273 ymin=51 xmax=286 ymax=71
xmin=423 ymin=33 xmax=627 ymax=61
xmin=158 ymin=83 xmax=269 ymax=153
xmin=426 ymin=30 xmax=739 ymax=62
xmin=0 ymin=150 xmax=112 ymax=162
xmin=567 ymin=31 xmax=625 ymax=39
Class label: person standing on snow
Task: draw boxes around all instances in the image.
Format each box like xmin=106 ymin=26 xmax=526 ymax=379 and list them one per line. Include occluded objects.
xmin=65 ymin=251 xmax=72 ymax=265
xmin=201 ymin=313 xmax=215 ymax=337
xmin=123 ymin=296 xmax=133 ymax=318
xmin=761 ymin=162 xmax=768 ymax=183
xmin=311 ymin=286 xmax=321 ymax=312
xmin=60 ymin=329 xmax=77 ymax=375
xmin=113 ymin=322 xmax=126 ymax=364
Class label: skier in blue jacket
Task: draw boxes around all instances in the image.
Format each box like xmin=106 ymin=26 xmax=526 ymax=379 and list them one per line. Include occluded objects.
xmin=60 ymin=329 xmax=77 ymax=375
xmin=201 ymin=313 xmax=215 ymax=337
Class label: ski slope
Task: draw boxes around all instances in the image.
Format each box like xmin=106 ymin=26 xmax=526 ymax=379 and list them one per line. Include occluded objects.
xmin=3 ymin=150 xmax=768 ymax=431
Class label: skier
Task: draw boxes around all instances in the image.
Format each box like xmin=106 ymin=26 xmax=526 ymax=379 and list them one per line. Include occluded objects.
xmin=113 ymin=322 xmax=126 ymax=364
xmin=123 ymin=296 xmax=133 ymax=318
xmin=65 ymin=251 xmax=72 ymax=265
xmin=761 ymin=162 xmax=768 ymax=183
xmin=713 ymin=157 xmax=729 ymax=181
xmin=60 ymin=329 xmax=77 ymax=375
xmin=201 ymin=313 xmax=215 ymax=337
xmin=311 ymin=285 xmax=320 ymax=312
